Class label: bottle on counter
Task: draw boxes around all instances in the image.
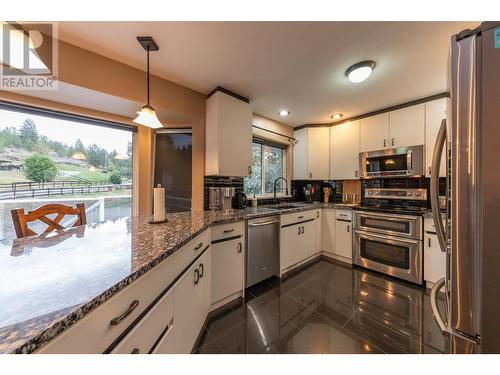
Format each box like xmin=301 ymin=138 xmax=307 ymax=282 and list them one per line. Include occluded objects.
xmin=252 ymin=194 xmax=258 ymax=208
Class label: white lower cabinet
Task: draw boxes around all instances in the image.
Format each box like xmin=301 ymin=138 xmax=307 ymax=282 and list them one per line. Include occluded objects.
xmin=171 ymin=248 xmax=211 ymax=354
xmin=322 ymin=209 xmax=336 ymax=255
xmin=423 ymin=218 xmax=446 ymax=285
xmin=322 ymin=209 xmax=352 ymax=262
xmin=314 ymin=209 xmax=322 ymax=254
xmin=281 ymin=218 xmax=316 ymax=271
xmin=334 ymin=210 xmax=352 ymax=261
xmin=211 ymin=237 xmax=244 ymax=306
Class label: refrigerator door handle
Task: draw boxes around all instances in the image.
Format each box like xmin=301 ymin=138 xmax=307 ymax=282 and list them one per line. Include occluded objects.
xmin=430 ymin=119 xmax=447 ymax=253
xmin=430 ymin=277 xmax=449 ymax=333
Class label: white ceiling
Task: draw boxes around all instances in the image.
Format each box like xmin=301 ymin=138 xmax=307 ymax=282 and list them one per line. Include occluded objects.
xmin=58 ymin=21 xmax=478 ymax=127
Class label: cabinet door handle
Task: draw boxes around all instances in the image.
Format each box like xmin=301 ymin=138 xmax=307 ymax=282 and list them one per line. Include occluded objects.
xmin=248 ymin=166 xmax=252 ymax=175
xmin=237 ymin=242 xmax=242 ymax=253
xmin=355 ymin=170 xmax=358 ymax=178
xmin=428 ymin=166 xmax=432 ymax=175
xmin=347 ymin=225 xmax=350 ymax=233
xmin=391 ymin=138 xmax=395 ymax=146
xmin=301 ymin=226 xmax=304 ymax=234
xmin=428 ymin=237 xmax=431 ymax=247
xmin=383 ymin=139 xmax=387 ymax=147
xmin=194 ymin=269 xmax=200 ymax=285
xmin=131 ymin=348 xmax=140 ymax=354
xmin=110 ymin=300 xmax=139 ymax=325
xmin=199 ymin=263 xmax=204 ymax=278
xmin=298 ymin=215 xmax=304 ymax=219
xmin=298 ymin=226 xmax=301 ymax=235
xmin=309 ymin=172 xmax=312 ymax=179
xmin=223 ymin=229 xmax=234 ymax=234
xmin=316 ymin=211 xmax=319 ymax=218
xmin=194 ymin=242 xmax=203 ymax=250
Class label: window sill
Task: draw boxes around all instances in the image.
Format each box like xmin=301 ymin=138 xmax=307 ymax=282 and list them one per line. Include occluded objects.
xmin=252 ymin=194 xmax=293 ymax=200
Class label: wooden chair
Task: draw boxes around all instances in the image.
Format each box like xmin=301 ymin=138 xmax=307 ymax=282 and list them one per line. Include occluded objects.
xmin=11 ymin=203 xmax=87 ymax=239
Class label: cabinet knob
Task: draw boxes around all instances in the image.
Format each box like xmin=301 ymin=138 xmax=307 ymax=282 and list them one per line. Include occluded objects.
xmin=237 ymin=242 xmax=242 ymax=253
xmin=391 ymin=138 xmax=395 ymax=146
xmin=298 ymin=226 xmax=301 ymax=235
xmin=428 ymin=237 xmax=432 ymax=247
xmin=383 ymin=139 xmax=387 ymax=147
xmin=248 ymin=166 xmax=252 ymax=175
xmin=347 ymin=225 xmax=350 ymax=233
xmin=301 ymin=226 xmax=304 ymax=234
xmin=428 ymin=166 xmax=432 ymax=175
xmin=355 ymin=170 xmax=358 ymax=178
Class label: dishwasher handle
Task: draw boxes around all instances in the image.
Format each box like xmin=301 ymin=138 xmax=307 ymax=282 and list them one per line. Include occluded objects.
xmin=248 ymin=220 xmax=280 ymax=227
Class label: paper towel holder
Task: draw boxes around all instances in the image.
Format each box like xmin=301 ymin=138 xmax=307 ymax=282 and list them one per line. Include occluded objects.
xmin=150 ymin=184 xmax=168 ymax=224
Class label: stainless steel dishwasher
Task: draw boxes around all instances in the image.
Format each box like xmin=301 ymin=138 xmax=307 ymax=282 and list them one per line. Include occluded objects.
xmin=246 ymin=216 xmax=280 ymax=288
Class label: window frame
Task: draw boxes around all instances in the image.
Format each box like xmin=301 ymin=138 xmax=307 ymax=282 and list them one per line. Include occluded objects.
xmin=0 ymin=99 xmax=136 ymax=217
xmin=245 ymin=138 xmax=288 ymax=198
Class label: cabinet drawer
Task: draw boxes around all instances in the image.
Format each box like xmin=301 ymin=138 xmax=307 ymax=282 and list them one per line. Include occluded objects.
xmin=36 ymin=256 xmax=177 ymax=353
xmin=111 ymin=288 xmax=174 ymax=354
xmin=281 ymin=210 xmax=316 ymax=227
xmin=36 ymin=229 xmax=211 ymax=354
xmin=212 ymin=221 xmax=244 ymax=242
xmin=335 ymin=209 xmax=352 ymax=221
xmin=171 ymin=229 xmax=211 ymax=279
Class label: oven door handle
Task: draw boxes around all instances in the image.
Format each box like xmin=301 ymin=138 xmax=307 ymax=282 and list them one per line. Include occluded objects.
xmin=354 ymin=229 xmax=420 ymax=245
xmin=354 ymin=211 xmax=420 ymax=222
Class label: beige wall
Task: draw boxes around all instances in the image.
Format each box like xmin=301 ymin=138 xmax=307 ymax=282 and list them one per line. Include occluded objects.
xmin=1 ymin=38 xmax=206 ymax=214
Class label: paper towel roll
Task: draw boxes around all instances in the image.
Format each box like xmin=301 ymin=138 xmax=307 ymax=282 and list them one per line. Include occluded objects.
xmin=153 ymin=184 xmax=166 ymax=222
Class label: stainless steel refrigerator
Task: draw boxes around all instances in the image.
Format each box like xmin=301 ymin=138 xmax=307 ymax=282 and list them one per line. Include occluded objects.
xmin=430 ymin=21 xmax=500 ymax=354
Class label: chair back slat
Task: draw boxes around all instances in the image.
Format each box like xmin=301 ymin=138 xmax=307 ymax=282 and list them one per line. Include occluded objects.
xmin=11 ymin=203 xmax=87 ymax=239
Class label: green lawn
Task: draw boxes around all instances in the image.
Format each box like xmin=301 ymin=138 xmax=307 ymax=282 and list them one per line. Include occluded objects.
xmin=0 ymin=170 xmax=27 ymax=184
xmin=56 ymin=163 xmax=110 ymax=182
xmin=33 ymin=189 xmax=132 ymax=200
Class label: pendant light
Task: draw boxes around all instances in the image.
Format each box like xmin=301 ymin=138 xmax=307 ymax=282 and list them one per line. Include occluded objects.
xmin=133 ymin=36 xmax=163 ymax=129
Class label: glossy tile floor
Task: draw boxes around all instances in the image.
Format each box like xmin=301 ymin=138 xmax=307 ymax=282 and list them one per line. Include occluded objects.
xmin=194 ymin=259 xmax=450 ymax=354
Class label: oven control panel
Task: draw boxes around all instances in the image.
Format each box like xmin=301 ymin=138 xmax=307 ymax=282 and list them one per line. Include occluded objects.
xmin=364 ymin=188 xmax=427 ymax=201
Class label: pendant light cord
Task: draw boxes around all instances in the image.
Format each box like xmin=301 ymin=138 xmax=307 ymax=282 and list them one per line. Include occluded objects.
xmin=146 ymin=45 xmax=150 ymax=106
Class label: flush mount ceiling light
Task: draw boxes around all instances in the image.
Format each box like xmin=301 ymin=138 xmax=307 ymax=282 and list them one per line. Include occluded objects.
xmin=345 ymin=60 xmax=376 ymax=83
xmin=133 ymin=36 xmax=163 ymax=129
xmin=279 ymin=110 xmax=290 ymax=117
xmin=330 ymin=113 xmax=343 ymax=120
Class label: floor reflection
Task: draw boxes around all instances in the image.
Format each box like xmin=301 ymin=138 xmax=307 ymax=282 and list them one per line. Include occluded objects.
xmin=194 ymin=259 xmax=452 ymax=354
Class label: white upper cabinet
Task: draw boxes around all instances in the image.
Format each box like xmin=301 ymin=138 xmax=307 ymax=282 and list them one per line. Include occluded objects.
xmin=389 ymin=104 xmax=425 ymax=148
xmin=425 ymin=98 xmax=448 ymax=177
xmin=205 ymin=90 xmax=252 ymax=177
xmin=330 ymin=120 xmax=360 ymax=180
xmin=359 ymin=113 xmax=390 ymax=152
xmin=293 ymin=127 xmax=330 ymax=180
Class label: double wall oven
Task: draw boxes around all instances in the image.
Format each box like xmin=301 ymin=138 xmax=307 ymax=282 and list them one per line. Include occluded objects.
xmin=353 ymin=188 xmax=426 ymax=285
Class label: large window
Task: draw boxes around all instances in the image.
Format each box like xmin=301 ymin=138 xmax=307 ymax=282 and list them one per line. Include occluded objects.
xmin=244 ymin=139 xmax=286 ymax=197
xmin=0 ymin=103 xmax=134 ymax=241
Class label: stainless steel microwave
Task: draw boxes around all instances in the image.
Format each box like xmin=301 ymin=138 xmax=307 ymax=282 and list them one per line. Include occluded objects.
xmin=359 ymin=145 xmax=424 ymax=178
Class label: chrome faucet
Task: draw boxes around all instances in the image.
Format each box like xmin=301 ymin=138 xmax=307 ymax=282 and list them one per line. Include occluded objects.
xmin=273 ymin=177 xmax=289 ymax=198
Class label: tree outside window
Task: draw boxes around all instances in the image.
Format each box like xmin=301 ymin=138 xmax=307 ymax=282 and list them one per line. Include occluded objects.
xmin=244 ymin=141 xmax=286 ymax=196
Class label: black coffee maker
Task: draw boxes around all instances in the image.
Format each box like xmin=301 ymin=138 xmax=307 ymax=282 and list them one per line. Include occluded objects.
xmin=235 ymin=192 xmax=248 ymax=209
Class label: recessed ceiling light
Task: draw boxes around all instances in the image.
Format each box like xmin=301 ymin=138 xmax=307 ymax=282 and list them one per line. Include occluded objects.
xmin=330 ymin=113 xmax=343 ymax=120
xmin=279 ymin=110 xmax=290 ymax=117
xmin=345 ymin=60 xmax=376 ymax=83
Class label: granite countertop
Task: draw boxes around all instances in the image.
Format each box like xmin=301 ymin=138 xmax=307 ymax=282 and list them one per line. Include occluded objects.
xmin=0 ymin=202 xmax=353 ymax=354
